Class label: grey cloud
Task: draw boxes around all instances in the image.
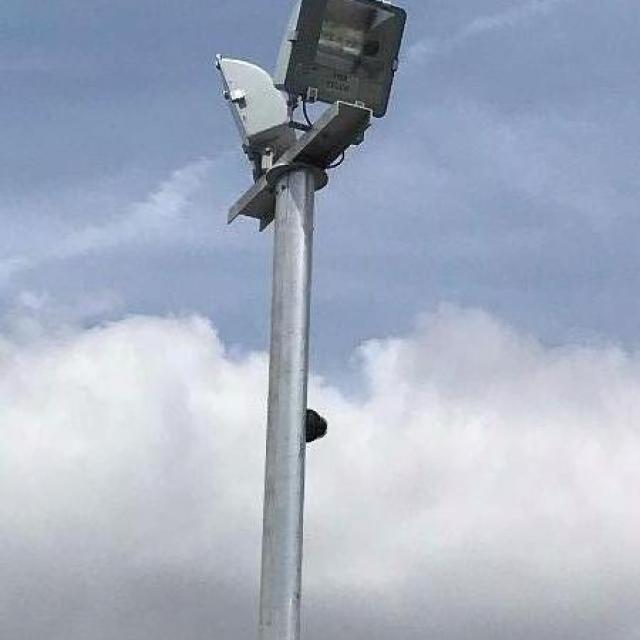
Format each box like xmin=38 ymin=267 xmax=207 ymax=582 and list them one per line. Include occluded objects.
xmin=3 ymin=0 xmax=640 ymax=365
xmin=311 ymin=97 xmax=640 ymax=357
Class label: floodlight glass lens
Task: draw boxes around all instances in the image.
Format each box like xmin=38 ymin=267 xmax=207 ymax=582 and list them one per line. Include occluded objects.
xmin=315 ymin=0 xmax=393 ymax=79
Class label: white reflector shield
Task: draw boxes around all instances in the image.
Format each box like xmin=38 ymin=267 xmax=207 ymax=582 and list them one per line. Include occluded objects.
xmin=275 ymin=0 xmax=406 ymax=117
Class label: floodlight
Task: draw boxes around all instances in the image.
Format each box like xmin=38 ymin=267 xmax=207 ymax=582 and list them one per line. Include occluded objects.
xmin=216 ymin=56 xmax=295 ymax=175
xmin=275 ymin=0 xmax=406 ymax=117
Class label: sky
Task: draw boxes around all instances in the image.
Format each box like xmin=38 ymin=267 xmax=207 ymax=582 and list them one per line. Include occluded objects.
xmin=1 ymin=1 xmax=640 ymax=638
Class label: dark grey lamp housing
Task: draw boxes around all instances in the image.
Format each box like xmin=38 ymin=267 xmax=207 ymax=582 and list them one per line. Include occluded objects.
xmin=275 ymin=0 xmax=407 ymax=117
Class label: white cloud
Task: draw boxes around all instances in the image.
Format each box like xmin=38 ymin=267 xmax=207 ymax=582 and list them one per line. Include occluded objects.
xmin=0 ymin=156 xmax=239 ymax=288
xmin=1 ymin=305 xmax=639 ymax=638
xmin=54 ymin=159 xmax=214 ymax=257
xmin=409 ymin=0 xmax=573 ymax=64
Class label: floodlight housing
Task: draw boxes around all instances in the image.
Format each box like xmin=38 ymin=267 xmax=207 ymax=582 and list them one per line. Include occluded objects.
xmin=216 ymin=56 xmax=295 ymax=164
xmin=275 ymin=0 xmax=406 ymax=117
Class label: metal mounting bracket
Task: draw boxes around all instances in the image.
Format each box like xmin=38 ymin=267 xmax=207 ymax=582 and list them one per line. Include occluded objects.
xmin=227 ymin=101 xmax=372 ymax=230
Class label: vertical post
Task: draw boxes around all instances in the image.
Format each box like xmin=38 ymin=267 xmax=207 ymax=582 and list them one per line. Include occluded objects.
xmin=259 ymin=167 xmax=316 ymax=640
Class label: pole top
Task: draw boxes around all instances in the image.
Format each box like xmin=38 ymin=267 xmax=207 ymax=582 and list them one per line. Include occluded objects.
xmin=228 ymin=101 xmax=371 ymax=230
xmin=266 ymin=163 xmax=329 ymax=191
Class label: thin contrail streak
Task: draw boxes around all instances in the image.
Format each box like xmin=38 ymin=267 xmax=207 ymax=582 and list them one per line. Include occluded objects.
xmin=0 ymin=159 xmax=214 ymax=288
xmin=408 ymin=0 xmax=573 ymax=64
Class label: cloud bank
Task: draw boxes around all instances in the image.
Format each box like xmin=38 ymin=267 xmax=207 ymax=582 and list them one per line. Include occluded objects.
xmin=1 ymin=306 xmax=639 ymax=639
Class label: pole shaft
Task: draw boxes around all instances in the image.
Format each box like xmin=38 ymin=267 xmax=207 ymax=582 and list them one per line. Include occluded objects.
xmin=259 ymin=168 xmax=315 ymax=640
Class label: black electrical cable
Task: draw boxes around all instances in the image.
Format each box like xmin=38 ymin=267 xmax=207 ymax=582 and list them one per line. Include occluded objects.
xmin=302 ymin=98 xmax=346 ymax=170
xmin=327 ymin=152 xmax=346 ymax=169
xmin=302 ymin=99 xmax=314 ymax=128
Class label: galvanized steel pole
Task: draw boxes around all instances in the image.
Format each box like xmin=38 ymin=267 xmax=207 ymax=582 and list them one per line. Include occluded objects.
xmin=259 ymin=167 xmax=316 ymax=640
